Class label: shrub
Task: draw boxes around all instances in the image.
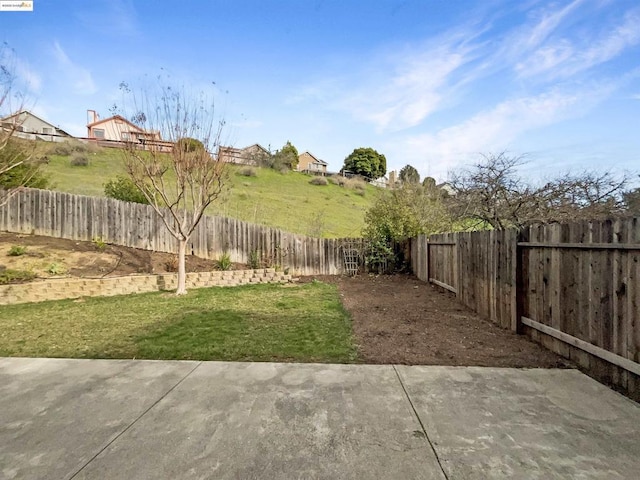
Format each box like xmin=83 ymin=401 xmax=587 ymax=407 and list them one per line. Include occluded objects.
xmin=70 ymin=153 xmax=89 ymax=166
xmin=216 ymin=252 xmax=232 ymax=271
xmin=47 ymin=262 xmax=66 ymax=275
xmin=0 ymin=140 xmax=49 ymax=189
xmin=248 ymin=249 xmax=260 ymax=270
xmin=51 ymin=142 xmax=73 ymax=156
xmin=165 ymin=256 xmax=178 ymax=272
xmin=51 ymin=140 xmax=95 ymax=156
xmin=0 ymin=268 xmax=35 ymax=284
xmin=328 ymin=175 xmax=343 ymax=186
xmin=8 ymin=245 xmax=26 ymax=256
xmin=104 ymin=176 xmax=150 ymax=204
xmin=92 ymin=237 xmax=107 ymax=251
xmin=309 ymin=176 xmax=328 ymax=186
xmin=238 ymin=167 xmax=257 ymax=177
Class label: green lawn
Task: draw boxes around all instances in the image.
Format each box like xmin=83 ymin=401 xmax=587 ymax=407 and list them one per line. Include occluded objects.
xmin=42 ymin=148 xmax=375 ymax=238
xmin=0 ymin=282 xmax=357 ymax=363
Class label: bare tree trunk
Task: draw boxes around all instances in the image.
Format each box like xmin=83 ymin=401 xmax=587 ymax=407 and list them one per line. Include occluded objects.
xmin=176 ymin=238 xmax=188 ymax=295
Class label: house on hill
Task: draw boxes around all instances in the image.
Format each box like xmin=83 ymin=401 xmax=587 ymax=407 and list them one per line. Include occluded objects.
xmin=218 ymin=143 xmax=270 ymax=165
xmin=298 ymin=151 xmax=328 ymax=175
xmin=85 ymin=110 xmax=172 ymax=151
xmin=0 ymin=110 xmax=72 ymax=142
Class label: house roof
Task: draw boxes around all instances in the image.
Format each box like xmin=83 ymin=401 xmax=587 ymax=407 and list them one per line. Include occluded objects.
xmin=300 ymin=151 xmax=328 ymax=165
xmin=86 ymin=114 xmax=144 ymax=132
xmin=1 ymin=110 xmax=72 ymax=136
xmin=242 ymin=143 xmax=270 ymax=154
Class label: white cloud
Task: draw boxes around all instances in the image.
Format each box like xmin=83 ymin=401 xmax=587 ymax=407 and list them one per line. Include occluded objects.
xmin=518 ymin=0 xmax=584 ymax=50
xmin=390 ymin=83 xmax=616 ymax=181
xmin=516 ymin=6 xmax=640 ymax=79
xmin=52 ymin=41 xmax=97 ymax=95
xmin=313 ymin=33 xmax=482 ymax=133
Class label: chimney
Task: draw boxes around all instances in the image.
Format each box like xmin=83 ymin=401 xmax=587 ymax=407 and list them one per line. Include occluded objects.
xmin=388 ymin=170 xmax=397 ymax=188
xmin=87 ymin=110 xmax=99 ymax=125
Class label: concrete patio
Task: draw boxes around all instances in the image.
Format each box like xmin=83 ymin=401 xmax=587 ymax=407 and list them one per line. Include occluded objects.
xmin=1 ymin=358 xmax=639 ymax=479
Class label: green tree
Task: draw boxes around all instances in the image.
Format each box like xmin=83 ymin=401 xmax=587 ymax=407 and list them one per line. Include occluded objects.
xmin=399 ymin=164 xmax=420 ymax=184
xmin=0 ymin=139 xmax=48 ymax=193
xmin=343 ymin=147 xmax=386 ymax=179
xmin=175 ymin=137 xmax=205 ymax=153
xmin=104 ymin=175 xmax=150 ymax=204
xmin=362 ymin=183 xmax=452 ymax=271
xmin=272 ymin=141 xmax=298 ymax=171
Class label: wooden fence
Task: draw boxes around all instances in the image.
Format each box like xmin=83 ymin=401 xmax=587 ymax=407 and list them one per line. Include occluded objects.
xmin=0 ymin=188 xmax=361 ymax=275
xmin=411 ymin=218 xmax=640 ymax=401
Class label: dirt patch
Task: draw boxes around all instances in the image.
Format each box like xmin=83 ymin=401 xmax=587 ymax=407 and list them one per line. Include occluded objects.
xmin=0 ymin=232 xmax=239 ymax=281
xmin=307 ymin=274 xmax=572 ymax=368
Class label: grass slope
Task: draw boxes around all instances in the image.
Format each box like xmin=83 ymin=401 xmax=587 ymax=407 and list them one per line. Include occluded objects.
xmin=0 ymin=282 xmax=357 ymax=363
xmin=42 ymin=148 xmax=375 ymax=238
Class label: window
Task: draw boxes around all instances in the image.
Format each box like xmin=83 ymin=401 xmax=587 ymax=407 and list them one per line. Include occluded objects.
xmin=93 ymin=129 xmax=105 ymax=139
xmin=42 ymin=127 xmax=53 ymax=134
xmin=121 ymin=132 xmax=130 ymax=140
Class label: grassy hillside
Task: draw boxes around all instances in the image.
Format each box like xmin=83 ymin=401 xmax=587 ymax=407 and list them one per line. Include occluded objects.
xmin=40 ymin=145 xmax=375 ymax=238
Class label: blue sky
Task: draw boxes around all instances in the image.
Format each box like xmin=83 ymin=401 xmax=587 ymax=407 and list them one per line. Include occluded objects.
xmin=1 ymin=0 xmax=639 ymax=183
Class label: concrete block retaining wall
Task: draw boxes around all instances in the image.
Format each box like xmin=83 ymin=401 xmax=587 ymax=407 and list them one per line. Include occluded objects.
xmin=0 ymin=268 xmax=292 ymax=305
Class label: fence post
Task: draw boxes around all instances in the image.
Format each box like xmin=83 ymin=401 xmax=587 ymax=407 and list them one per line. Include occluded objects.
xmin=513 ymin=228 xmax=524 ymax=334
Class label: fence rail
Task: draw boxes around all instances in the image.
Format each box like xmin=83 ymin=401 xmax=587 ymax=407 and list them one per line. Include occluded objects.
xmin=411 ymin=218 xmax=640 ymax=401
xmin=0 ymin=188 xmax=360 ymax=275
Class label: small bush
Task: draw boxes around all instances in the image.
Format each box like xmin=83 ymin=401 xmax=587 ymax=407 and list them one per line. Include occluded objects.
xmin=92 ymin=237 xmax=106 ymax=251
xmin=70 ymin=153 xmax=89 ymax=166
xmin=47 ymin=262 xmax=66 ymax=275
xmin=104 ymin=176 xmax=150 ymax=204
xmin=165 ymin=256 xmax=178 ymax=272
xmin=8 ymin=245 xmax=26 ymax=256
xmin=309 ymin=177 xmax=328 ymax=186
xmin=248 ymin=250 xmax=260 ymax=270
xmin=328 ymin=175 xmax=343 ymax=186
xmin=216 ymin=252 xmax=232 ymax=271
xmin=238 ymin=167 xmax=257 ymax=177
xmin=50 ymin=142 xmax=73 ymax=156
xmin=0 ymin=268 xmax=35 ymax=284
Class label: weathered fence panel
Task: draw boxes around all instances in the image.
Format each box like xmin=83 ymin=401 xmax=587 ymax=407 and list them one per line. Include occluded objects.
xmin=427 ymin=233 xmax=457 ymax=293
xmin=518 ymin=218 xmax=640 ymax=400
xmin=410 ymin=219 xmax=640 ymax=400
xmin=0 ymin=188 xmax=357 ymax=275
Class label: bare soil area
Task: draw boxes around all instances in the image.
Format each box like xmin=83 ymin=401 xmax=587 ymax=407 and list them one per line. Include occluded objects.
xmin=306 ymin=274 xmax=572 ymax=368
xmin=0 ymin=232 xmax=228 ymax=280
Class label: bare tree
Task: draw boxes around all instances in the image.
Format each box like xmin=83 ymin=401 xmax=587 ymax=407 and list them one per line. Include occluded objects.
xmin=449 ymin=152 xmax=631 ymax=229
xmin=0 ymin=43 xmax=42 ymax=206
xmin=119 ymin=84 xmax=227 ymax=295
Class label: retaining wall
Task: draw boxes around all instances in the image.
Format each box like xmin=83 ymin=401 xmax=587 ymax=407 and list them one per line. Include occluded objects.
xmin=0 ymin=268 xmax=291 ymax=305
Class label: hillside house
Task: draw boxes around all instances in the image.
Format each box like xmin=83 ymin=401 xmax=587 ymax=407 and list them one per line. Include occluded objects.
xmin=85 ymin=110 xmax=172 ymax=151
xmin=0 ymin=110 xmax=71 ymax=142
xmin=218 ymin=144 xmax=270 ymax=165
xmin=298 ymin=151 xmax=328 ymax=175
